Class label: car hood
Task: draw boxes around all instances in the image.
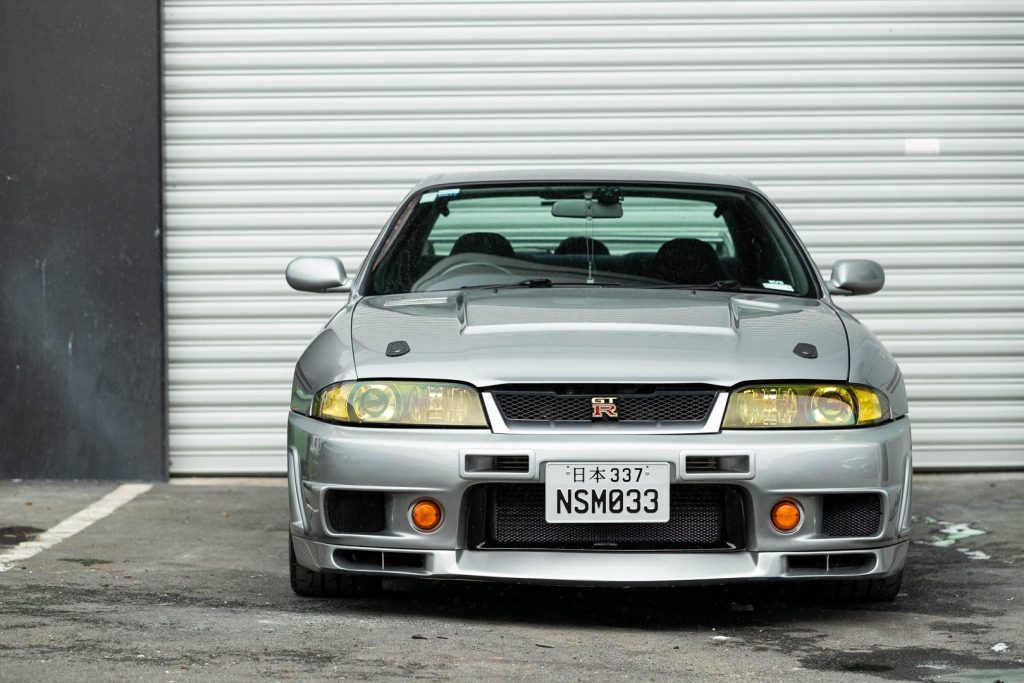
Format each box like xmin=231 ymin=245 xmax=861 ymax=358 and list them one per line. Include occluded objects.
xmin=349 ymin=289 xmax=849 ymax=387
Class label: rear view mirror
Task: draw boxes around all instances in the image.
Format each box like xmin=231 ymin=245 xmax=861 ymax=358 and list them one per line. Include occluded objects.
xmin=551 ymin=198 xmax=623 ymax=219
xmin=828 ymin=259 xmax=885 ymax=296
xmin=286 ymin=257 xmax=349 ymax=293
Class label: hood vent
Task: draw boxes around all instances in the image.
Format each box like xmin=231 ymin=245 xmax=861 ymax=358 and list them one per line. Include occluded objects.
xmin=385 ymin=340 xmax=411 ymax=357
xmin=793 ymin=342 xmax=818 ymax=359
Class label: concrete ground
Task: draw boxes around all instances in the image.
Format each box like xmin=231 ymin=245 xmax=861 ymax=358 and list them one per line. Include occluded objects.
xmin=0 ymin=474 xmax=1021 ymax=682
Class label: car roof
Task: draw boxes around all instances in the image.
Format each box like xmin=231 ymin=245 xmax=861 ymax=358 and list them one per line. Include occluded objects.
xmin=410 ymin=169 xmax=759 ymax=193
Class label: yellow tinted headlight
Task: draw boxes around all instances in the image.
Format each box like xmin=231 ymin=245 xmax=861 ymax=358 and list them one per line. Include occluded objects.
xmin=312 ymin=381 xmax=487 ymax=427
xmin=851 ymin=385 xmax=887 ymax=425
xmin=723 ymin=384 xmax=889 ymax=429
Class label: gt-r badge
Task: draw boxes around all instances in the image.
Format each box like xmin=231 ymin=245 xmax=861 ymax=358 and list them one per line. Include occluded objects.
xmin=591 ymin=397 xmax=619 ymax=420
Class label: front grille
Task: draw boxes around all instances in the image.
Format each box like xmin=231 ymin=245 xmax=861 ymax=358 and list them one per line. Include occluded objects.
xmin=324 ymin=490 xmax=386 ymax=534
xmin=466 ymin=483 xmax=745 ymax=550
xmin=492 ymin=388 xmax=716 ymax=424
xmin=821 ymin=494 xmax=882 ymax=538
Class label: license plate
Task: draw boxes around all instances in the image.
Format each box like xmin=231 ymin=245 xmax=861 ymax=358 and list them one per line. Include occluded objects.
xmin=544 ymin=462 xmax=670 ymax=523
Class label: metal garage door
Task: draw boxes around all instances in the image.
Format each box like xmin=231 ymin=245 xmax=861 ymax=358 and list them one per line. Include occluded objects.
xmin=162 ymin=1 xmax=1024 ymax=474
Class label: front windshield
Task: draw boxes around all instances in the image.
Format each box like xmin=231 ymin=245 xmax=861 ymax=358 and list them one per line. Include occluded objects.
xmin=367 ymin=184 xmax=815 ymax=297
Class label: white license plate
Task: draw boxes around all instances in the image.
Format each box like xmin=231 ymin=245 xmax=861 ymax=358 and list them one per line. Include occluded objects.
xmin=544 ymin=462 xmax=670 ymax=523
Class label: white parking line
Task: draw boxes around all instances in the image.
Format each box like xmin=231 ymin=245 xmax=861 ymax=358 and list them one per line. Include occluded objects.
xmin=0 ymin=483 xmax=152 ymax=572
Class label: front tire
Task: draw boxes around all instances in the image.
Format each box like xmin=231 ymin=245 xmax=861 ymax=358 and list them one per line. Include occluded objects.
xmin=289 ymin=537 xmax=382 ymax=598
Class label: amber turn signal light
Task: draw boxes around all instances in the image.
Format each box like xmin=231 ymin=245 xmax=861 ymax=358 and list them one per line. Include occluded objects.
xmin=770 ymin=500 xmax=801 ymax=532
xmin=411 ymin=499 xmax=443 ymax=532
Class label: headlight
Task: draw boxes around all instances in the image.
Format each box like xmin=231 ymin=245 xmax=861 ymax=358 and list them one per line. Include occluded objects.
xmin=312 ymin=381 xmax=488 ymax=427
xmin=722 ymin=383 xmax=889 ymax=429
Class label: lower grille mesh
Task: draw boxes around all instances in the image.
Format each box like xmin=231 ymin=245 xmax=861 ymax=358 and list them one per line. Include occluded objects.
xmin=467 ymin=483 xmax=744 ymax=550
xmin=821 ymin=494 xmax=882 ymax=537
xmin=324 ymin=490 xmax=386 ymax=534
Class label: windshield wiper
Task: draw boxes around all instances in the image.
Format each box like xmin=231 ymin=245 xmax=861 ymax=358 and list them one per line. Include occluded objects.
xmin=459 ymin=278 xmax=553 ymax=290
xmin=460 ymin=278 xmax=622 ymax=291
xmin=649 ymin=280 xmax=742 ymax=291
xmin=647 ymin=280 xmax=800 ymax=295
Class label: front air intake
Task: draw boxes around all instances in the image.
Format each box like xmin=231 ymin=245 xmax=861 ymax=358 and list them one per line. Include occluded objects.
xmin=324 ymin=490 xmax=386 ymax=534
xmin=493 ymin=455 xmax=530 ymax=472
xmin=466 ymin=483 xmax=746 ymax=550
xmin=821 ymin=494 xmax=882 ymax=538
xmin=684 ymin=455 xmax=750 ymax=474
xmin=464 ymin=454 xmax=531 ymax=474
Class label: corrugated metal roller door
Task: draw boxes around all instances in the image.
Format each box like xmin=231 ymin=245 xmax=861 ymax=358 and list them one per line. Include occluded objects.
xmin=163 ymin=0 xmax=1024 ymax=474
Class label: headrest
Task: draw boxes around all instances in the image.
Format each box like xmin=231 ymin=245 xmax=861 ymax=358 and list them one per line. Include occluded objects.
xmin=554 ymin=236 xmax=610 ymax=256
xmin=654 ymin=238 xmax=726 ymax=285
xmin=450 ymin=232 xmax=515 ymax=258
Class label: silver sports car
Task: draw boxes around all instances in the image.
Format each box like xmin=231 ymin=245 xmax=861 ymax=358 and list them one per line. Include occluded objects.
xmin=285 ymin=170 xmax=912 ymax=602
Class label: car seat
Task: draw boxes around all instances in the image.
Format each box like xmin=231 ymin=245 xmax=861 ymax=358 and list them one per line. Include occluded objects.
xmin=654 ymin=238 xmax=726 ymax=285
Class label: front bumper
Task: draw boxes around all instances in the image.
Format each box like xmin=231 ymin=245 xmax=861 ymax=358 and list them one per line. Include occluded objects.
xmin=292 ymin=537 xmax=908 ymax=586
xmin=288 ymin=412 xmax=912 ymax=585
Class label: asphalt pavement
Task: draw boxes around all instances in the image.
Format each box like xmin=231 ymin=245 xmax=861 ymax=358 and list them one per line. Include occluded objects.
xmin=0 ymin=474 xmax=1022 ymax=682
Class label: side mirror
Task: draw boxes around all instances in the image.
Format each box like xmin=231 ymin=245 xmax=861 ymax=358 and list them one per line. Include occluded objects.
xmin=828 ymin=259 xmax=885 ymax=296
xmin=285 ymin=257 xmax=349 ymax=293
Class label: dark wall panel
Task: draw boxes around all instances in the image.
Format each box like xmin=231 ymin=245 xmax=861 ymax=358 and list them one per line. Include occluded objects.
xmin=0 ymin=1 xmax=165 ymax=479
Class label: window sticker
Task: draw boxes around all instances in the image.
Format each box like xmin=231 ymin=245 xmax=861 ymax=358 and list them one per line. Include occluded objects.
xmin=418 ymin=191 xmax=438 ymax=204
xmin=762 ymin=280 xmax=795 ymax=292
xmin=437 ymin=188 xmax=461 ymax=198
